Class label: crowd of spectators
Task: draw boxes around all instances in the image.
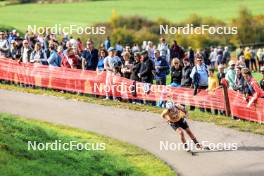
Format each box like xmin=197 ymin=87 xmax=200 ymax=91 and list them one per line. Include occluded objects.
xmin=0 ymin=30 xmax=264 ymax=111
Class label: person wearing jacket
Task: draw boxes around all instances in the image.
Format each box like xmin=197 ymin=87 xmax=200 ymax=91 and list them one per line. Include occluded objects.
xmin=0 ymin=31 xmax=9 ymax=57
xmin=225 ymin=60 xmax=236 ymax=90
xmin=181 ymin=57 xmax=192 ymax=87
xmin=19 ymin=40 xmax=33 ymax=63
xmin=233 ymin=65 xmax=245 ymax=93
xmin=130 ymin=52 xmax=141 ymax=82
xmin=154 ymin=49 xmax=169 ymax=85
xmin=47 ymin=43 xmax=61 ymax=67
xmin=170 ymin=58 xmax=182 ymax=87
xmin=81 ymin=40 xmax=98 ymax=71
xmin=260 ymin=66 xmax=264 ymax=91
xmin=242 ymin=68 xmax=264 ymax=107
xmin=138 ymin=50 xmax=154 ymax=84
xmin=30 ymin=42 xmax=47 ymax=65
xmin=61 ymin=47 xmax=79 ymax=69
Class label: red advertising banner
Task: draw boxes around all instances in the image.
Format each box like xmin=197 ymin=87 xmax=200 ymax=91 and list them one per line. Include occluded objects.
xmin=0 ymin=58 xmax=263 ymax=122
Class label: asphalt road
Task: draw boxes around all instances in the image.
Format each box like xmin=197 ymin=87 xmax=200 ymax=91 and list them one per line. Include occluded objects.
xmin=1 ymin=89 xmax=264 ymax=176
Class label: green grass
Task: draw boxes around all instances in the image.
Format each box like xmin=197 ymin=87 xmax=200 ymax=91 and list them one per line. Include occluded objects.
xmin=0 ymin=82 xmax=263 ymax=135
xmin=0 ymin=112 xmax=176 ymax=176
xmin=0 ymin=0 xmax=263 ymax=31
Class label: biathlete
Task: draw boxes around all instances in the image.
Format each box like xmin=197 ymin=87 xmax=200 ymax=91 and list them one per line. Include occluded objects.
xmin=161 ymin=101 xmax=203 ymax=151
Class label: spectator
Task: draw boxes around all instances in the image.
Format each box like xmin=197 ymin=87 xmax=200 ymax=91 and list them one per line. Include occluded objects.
xmin=61 ymin=48 xmax=78 ymax=69
xmin=0 ymin=31 xmax=10 ymax=57
xmin=158 ymin=37 xmax=170 ymax=63
xmin=207 ymin=67 xmax=219 ymax=114
xmin=104 ymin=36 xmax=111 ymax=50
xmin=170 ymin=40 xmax=184 ymax=61
xmin=223 ymin=46 xmax=231 ymax=66
xmin=19 ymin=40 xmax=32 ymax=63
xmin=63 ymin=41 xmax=72 ymax=56
xmin=30 ymin=42 xmax=47 ymax=65
xmin=190 ymin=56 xmax=209 ymax=94
xmin=139 ymin=50 xmax=155 ymax=106
xmin=236 ymin=46 xmax=243 ymax=60
xmin=8 ymin=40 xmax=20 ymax=59
xmin=138 ymin=50 xmax=154 ymax=84
xmin=76 ymin=38 xmax=84 ymax=54
xmin=97 ymin=49 xmax=107 ymax=73
xmin=257 ymin=48 xmax=263 ymax=70
xmin=217 ymin=47 xmax=223 ymax=65
xmin=121 ymin=51 xmax=133 ymax=79
xmin=190 ymin=56 xmax=209 ymax=111
xmin=154 ymin=49 xmax=169 ymax=85
xmin=115 ymin=41 xmax=123 ymax=57
xmin=217 ymin=64 xmax=225 ymax=85
xmin=187 ymin=47 xmax=195 ymax=66
xmin=202 ymin=47 xmax=210 ymax=66
xmin=130 ymin=52 xmax=141 ymax=82
xmin=260 ymin=66 xmax=264 ymax=91
xmin=250 ymin=47 xmax=257 ymax=72
xmin=146 ymin=41 xmax=154 ymax=59
xmin=244 ymin=47 xmax=251 ymax=69
xmin=225 ymin=60 xmax=236 ymax=90
xmin=170 ymin=58 xmax=182 ymax=87
xmin=104 ymin=47 xmax=118 ymax=100
xmin=207 ymin=67 xmax=219 ymax=92
xmin=47 ymin=43 xmax=61 ymax=67
xmin=233 ymin=65 xmax=245 ymax=93
xmin=81 ymin=40 xmax=99 ymax=71
xmin=209 ymin=48 xmax=217 ymax=69
xmin=242 ymin=68 xmax=264 ymax=107
xmin=181 ymin=57 xmax=192 ymax=87
xmin=131 ymin=43 xmax=140 ymax=53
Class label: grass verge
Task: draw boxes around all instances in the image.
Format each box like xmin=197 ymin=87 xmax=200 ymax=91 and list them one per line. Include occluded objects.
xmin=0 ymin=82 xmax=263 ymax=135
xmin=0 ymin=112 xmax=176 ymax=176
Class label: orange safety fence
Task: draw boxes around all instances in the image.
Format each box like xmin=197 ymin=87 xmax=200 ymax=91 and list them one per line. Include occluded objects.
xmin=0 ymin=58 xmax=263 ymax=122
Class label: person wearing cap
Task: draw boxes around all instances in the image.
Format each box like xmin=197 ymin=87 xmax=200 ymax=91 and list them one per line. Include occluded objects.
xmin=242 ymin=68 xmax=264 ymax=107
xmin=81 ymin=40 xmax=98 ymax=71
xmin=161 ymin=101 xmax=202 ymax=150
xmin=181 ymin=56 xmax=193 ymax=87
xmin=260 ymin=66 xmax=264 ymax=91
xmin=154 ymin=49 xmax=169 ymax=85
xmin=104 ymin=47 xmax=119 ymax=100
xmin=225 ymin=60 xmax=236 ymax=90
xmin=0 ymin=31 xmax=9 ymax=57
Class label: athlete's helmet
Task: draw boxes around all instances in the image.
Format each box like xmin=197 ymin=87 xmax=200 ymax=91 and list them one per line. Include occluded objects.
xmin=166 ymin=101 xmax=175 ymax=110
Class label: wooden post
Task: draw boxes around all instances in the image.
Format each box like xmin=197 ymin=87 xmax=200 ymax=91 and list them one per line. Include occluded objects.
xmin=221 ymin=79 xmax=231 ymax=116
